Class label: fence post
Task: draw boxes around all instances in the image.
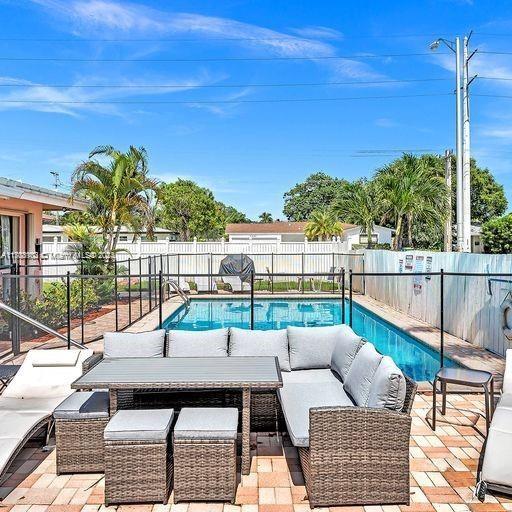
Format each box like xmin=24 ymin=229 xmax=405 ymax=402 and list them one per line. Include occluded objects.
xmin=349 ymin=269 xmax=353 ymax=327
xmin=80 ymin=260 xmax=84 ymax=344
xmin=139 ymin=256 xmax=143 ymax=318
xmin=208 ymin=253 xmax=212 ymax=293
xmin=127 ymin=258 xmax=132 ymax=325
xmin=250 ymin=270 xmax=254 ymax=330
xmin=440 ymin=268 xmax=444 ymax=368
xmin=11 ymin=263 xmax=20 ymax=355
xmin=271 ymin=253 xmax=274 ymax=294
xmin=158 ymin=270 xmax=163 ymax=329
xmin=332 ymin=252 xmax=335 ymax=293
xmin=66 ymin=271 xmax=71 ymax=349
xmin=341 ymin=268 xmax=346 ymax=324
xmin=114 ymin=260 xmax=119 ymax=331
xmin=148 ymin=257 xmax=153 ymax=310
xmin=301 ymin=252 xmax=305 ymax=293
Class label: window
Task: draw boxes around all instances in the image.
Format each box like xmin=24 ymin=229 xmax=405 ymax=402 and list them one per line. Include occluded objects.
xmin=42 ymin=235 xmax=61 ymax=243
xmin=119 ymin=235 xmax=128 ymax=242
xmin=0 ymin=216 xmax=12 ymax=266
xmin=359 ymin=233 xmax=378 ymax=244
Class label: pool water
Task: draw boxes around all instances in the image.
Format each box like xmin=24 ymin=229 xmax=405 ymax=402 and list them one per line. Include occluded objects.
xmin=163 ymin=298 xmax=459 ymax=382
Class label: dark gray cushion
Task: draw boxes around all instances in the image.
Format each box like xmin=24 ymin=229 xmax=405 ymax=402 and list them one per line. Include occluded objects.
xmin=103 ymin=329 xmax=165 ymax=358
xmin=331 ymin=326 xmax=366 ymax=381
xmin=174 ymin=407 xmax=238 ymax=440
xmin=229 ymin=327 xmax=290 ymax=371
xmin=278 ymin=382 xmax=353 ymax=447
xmin=343 ymin=342 xmax=383 ymax=406
xmin=287 ymin=325 xmax=343 ymax=370
xmin=53 ymin=391 xmax=109 ymax=420
xmin=104 ymin=409 xmax=174 ymax=441
xmin=167 ymin=329 xmax=228 ymax=357
xmin=367 ymin=356 xmax=406 ymax=411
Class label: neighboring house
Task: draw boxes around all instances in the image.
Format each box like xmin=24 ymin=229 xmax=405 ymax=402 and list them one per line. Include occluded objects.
xmin=471 ymin=224 xmax=483 ymax=254
xmin=42 ymin=224 xmax=178 ymax=243
xmin=0 ymin=177 xmax=87 ymax=266
xmin=226 ymin=222 xmax=393 ymax=249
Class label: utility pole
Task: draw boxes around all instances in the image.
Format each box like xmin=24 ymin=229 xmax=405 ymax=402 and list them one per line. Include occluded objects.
xmin=462 ymin=32 xmax=477 ymax=253
xmin=50 ymin=171 xmax=62 ymax=226
xmin=444 ymin=150 xmax=453 ymax=252
xmin=454 ymin=36 xmax=464 ymax=252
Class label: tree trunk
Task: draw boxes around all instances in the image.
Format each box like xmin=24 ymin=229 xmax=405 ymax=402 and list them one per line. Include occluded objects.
xmin=406 ymin=213 xmax=413 ymax=248
xmin=366 ymin=222 xmax=373 ymax=249
xmin=394 ymin=216 xmax=403 ymax=251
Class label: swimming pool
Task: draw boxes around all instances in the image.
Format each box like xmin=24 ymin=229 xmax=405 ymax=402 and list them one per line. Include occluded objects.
xmin=163 ymin=298 xmax=459 ymax=382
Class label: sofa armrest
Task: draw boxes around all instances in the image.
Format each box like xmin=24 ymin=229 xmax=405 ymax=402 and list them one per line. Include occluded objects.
xmin=82 ymin=352 xmax=103 ymax=373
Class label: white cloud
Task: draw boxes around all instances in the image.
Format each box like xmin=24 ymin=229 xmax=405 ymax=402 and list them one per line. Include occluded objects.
xmin=289 ymin=26 xmax=343 ymax=40
xmin=480 ymin=128 xmax=512 ymax=139
xmin=375 ymin=117 xmax=397 ymax=128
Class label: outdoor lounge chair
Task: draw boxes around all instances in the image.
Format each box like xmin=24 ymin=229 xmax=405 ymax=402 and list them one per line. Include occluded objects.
xmin=0 ymin=348 xmax=94 ymax=481
xmin=222 ymin=276 xmax=250 ymax=293
xmin=195 ymin=276 xmax=217 ymax=293
xmin=477 ymin=349 xmax=512 ymax=499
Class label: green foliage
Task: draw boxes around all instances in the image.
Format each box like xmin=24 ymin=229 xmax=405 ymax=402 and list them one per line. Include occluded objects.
xmin=351 ymin=243 xmax=391 ymax=250
xmin=283 ymin=172 xmax=348 ymax=221
xmin=305 ymin=210 xmax=343 ymax=241
xmin=259 ymin=212 xmax=273 ymax=223
xmin=158 ymin=179 xmax=225 ymax=240
xmin=481 ymin=214 xmax=512 ymax=253
xmin=221 ymin=204 xmax=251 ymax=224
xmin=332 ymin=179 xmax=380 ymax=248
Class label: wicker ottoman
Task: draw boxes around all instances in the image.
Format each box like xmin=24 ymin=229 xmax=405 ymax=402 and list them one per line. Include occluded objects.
xmin=54 ymin=391 xmax=109 ymax=474
xmin=174 ymin=407 xmax=238 ymax=503
xmin=104 ymin=408 xmax=174 ymax=505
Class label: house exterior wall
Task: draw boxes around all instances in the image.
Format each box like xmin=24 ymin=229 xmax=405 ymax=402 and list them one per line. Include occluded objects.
xmin=343 ymin=225 xmax=393 ymax=249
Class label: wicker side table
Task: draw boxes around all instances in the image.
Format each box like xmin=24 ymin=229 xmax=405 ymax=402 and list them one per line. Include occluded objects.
xmin=104 ymin=408 xmax=174 ymax=506
xmin=174 ymin=407 xmax=238 ymax=503
xmin=54 ymin=391 xmax=109 ymax=474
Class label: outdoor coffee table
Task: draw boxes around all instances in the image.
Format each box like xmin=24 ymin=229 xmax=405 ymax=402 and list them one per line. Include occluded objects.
xmin=432 ymin=367 xmax=495 ymax=432
xmin=72 ymin=356 xmax=282 ymax=474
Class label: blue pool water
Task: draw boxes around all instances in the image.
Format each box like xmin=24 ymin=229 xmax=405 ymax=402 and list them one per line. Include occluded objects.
xmin=163 ymin=298 xmax=459 ymax=382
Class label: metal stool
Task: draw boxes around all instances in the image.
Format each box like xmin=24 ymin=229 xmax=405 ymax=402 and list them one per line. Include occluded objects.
xmin=432 ymin=367 xmax=494 ymax=432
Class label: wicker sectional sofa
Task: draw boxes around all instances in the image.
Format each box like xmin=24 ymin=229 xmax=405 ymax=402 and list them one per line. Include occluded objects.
xmin=96 ymin=324 xmax=417 ymax=507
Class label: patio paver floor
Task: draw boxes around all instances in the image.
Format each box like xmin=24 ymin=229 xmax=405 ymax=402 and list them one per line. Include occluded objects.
xmin=1 ymin=392 xmax=511 ymax=512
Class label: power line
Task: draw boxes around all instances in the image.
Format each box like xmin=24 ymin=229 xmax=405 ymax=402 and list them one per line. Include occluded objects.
xmin=0 ymin=52 xmax=447 ymax=63
xmin=0 ymin=93 xmax=451 ymax=105
xmin=479 ymin=51 xmax=512 ymax=55
xmin=0 ymin=77 xmax=451 ymax=89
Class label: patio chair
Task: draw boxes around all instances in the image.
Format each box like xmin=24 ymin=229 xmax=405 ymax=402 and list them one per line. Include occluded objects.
xmin=0 ymin=348 xmax=94 ymax=481
xmin=195 ymin=276 xmax=217 ymax=293
xmin=477 ymin=349 xmax=512 ymax=499
xmin=221 ymin=276 xmax=250 ymax=293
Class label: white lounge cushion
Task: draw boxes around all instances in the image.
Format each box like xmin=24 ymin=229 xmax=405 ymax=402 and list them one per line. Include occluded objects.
xmin=367 ymin=356 xmax=406 ymax=411
xmin=481 ymin=405 xmax=512 ymax=486
xmin=278 ymin=382 xmax=353 ymax=447
xmin=167 ymin=328 xmax=228 ymax=357
xmin=31 ymin=350 xmax=80 ymax=367
xmin=281 ymin=369 xmax=340 ymax=385
xmin=0 ymin=438 xmax=22 ymax=477
xmin=104 ymin=409 xmax=174 ymax=441
xmin=503 ymin=349 xmax=512 ymax=395
xmin=3 ymin=349 xmax=92 ymax=400
xmin=287 ymin=325 xmax=342 ymax=370
xmin=0 ymin=410 xmax=49 ymax=438
xmin=174 ymin=407 xmax=238 ymax=440
xmin=103 ymin=330 xmax=165 ymax=358
xmin=229 ymin=328 xmax=290 ymax=371
xmin=330 ymin=326 xmax=366 ymax=381
xmin=0 ymin=396 xmax=66 ymax=413
xmin=343 ymin=342 xmax=383 ymax=406
xmin=53 ymin=391 xmax=109 ymax=420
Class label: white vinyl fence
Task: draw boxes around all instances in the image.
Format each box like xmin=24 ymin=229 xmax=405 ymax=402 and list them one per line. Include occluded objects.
xmin=363 ymin=250 xmax=512 ymax=356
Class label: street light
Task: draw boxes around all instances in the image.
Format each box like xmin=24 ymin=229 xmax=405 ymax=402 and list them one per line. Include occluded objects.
xmin=430 ymin=36 xmax=464 ymax=252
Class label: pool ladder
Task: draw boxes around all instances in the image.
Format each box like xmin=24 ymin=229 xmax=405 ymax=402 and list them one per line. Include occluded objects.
xmin=162 ymin=279 xmax=191 ymax=310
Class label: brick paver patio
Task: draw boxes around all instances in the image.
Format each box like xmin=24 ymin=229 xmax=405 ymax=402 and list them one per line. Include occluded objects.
xmin=0 ymin=391 xmax=510 ymax=512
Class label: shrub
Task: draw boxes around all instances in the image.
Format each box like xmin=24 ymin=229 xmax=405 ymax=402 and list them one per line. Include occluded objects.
xmin=481 ymin=214 xmax=512 ymax=253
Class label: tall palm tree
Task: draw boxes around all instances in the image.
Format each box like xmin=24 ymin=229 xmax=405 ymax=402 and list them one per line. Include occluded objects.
xmin=305 ymin=210 xmax=343 ymax=241
xmin=332 ymin=180 xmax=380 ymax=248
xmin=71 ymin=145 xmax=159 ymax=254
xmin=259 ymin=212 xmax=273 ymax=223
xmin=375 ymin=153 xmax=449 ymax=250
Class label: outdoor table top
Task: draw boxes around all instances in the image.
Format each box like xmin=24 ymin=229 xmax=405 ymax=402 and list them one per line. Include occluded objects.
xmin=436 ymin=367 xmax=493 ymax=385
xmin=72 ymin=356 xmax=283 ymax=390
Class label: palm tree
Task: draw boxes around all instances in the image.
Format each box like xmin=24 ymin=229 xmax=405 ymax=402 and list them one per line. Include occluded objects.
xmin=259 ymin=212 xmax=273 ymax=223
xmin=375 ymin=153 xmax=449 ymax=250
xmin=305 ymin=210 xmax=343 ymax=241
xmin=71 ymin=145 xmax=159 ymax=255
xmin=332 ymin=180 xmax=380 ymax=248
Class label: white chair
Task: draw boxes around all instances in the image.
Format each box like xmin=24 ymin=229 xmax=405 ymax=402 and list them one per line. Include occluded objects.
xmin=477 ymin=349 xmax=512 ymax=499
xmin=195 ymin=276 xmax=217 ymax=293
xmin=222 ymin=276 xmax=250 ymax=293
xmin=0 ymin=348 xmax=92 ymax=481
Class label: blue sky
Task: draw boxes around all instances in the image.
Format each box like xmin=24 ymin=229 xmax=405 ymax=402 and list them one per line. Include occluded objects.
xmin=1 ymin=0 xmax=512 ymax=219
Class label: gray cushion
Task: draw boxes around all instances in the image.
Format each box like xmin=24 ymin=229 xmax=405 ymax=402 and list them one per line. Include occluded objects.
xmin=367 ymin=356 xmax=406 ymax=411
xmin=343 ymin=342 xmax=383 ymax=406
xmin=174 ymin=407 xmax=238 ymax=440
xmin=281 ymin=369 xmax=340 ymax=386
xmin=103 ymin=330 xmax=165 ymax=358
xmin=167 ymin=329 xmax=228 ymax=357
xmin=53 ymin=391 xmax=109 ymax=420
xmin=278 ymin=382 xmax=353 ymax=447
xmin=229 ymin=328 xmax=290 ymax=372
xmin=104 ymin=409 xmax=174 ymax=441
xmin=331 ymin=326 xmax=366 ymax=381
xmin=287 ymin=325 xmax=343 ymax=370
